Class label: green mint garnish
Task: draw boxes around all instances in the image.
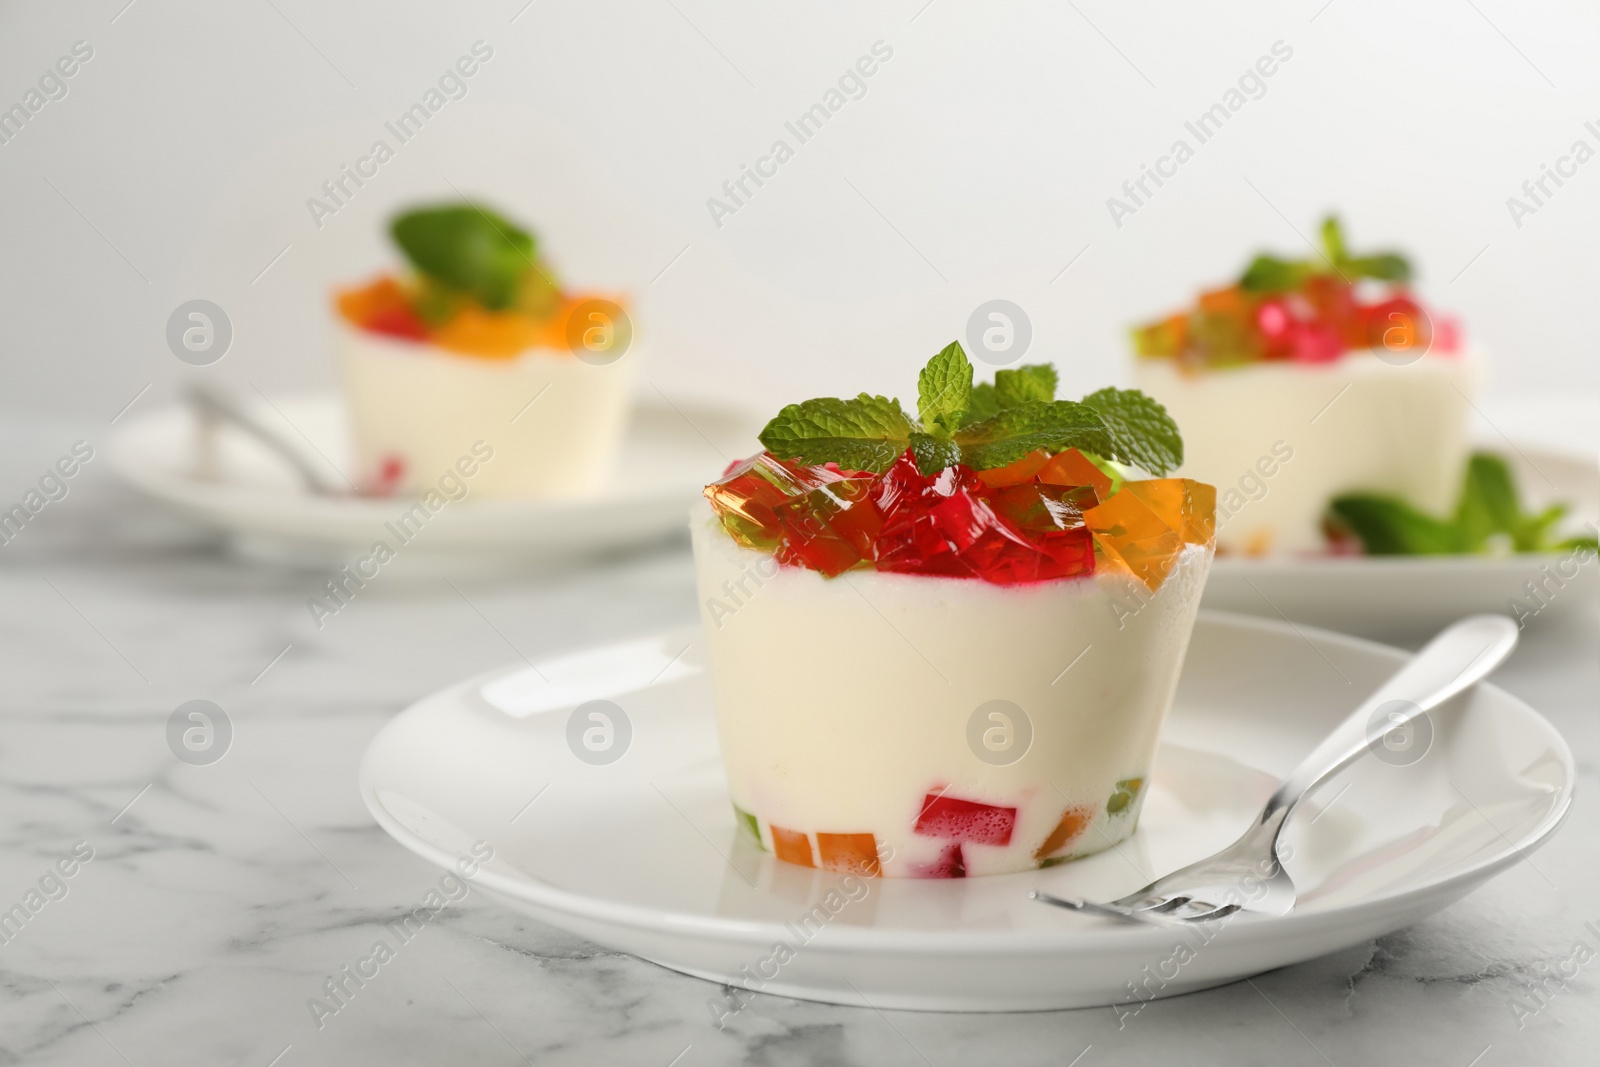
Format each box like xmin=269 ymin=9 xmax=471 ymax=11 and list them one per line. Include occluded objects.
xmin=965 ymin=382 xmax=1001 ymax=424
xmin=917 ymin=341 xmax=972 ymax=434
xmin=1082 ymin=387 xmax=1183 ymax=476
xmin=909 ymin=431 xmax=963 ymax=475
xmin=391 ymin=202 xmax=543 ymax=311
xmin=1325 ymin=496 xmax=1463 ymax=555
xmin=952 ymin=400 xmax=1110 ymax=471
xmin=1330 ymin=452 xmax=1597 ymax=556
xmin=756 ymin=342 xmax=1183 ymax=478
xmin=757 ymin=394 xmax=915 ymax=473
xmin=993 ymin=364 xmax=1058 ymax=408
xmin=1239 ymin=215 xmax=1413 ymax=293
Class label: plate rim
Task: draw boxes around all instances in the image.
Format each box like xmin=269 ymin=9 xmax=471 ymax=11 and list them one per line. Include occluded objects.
xmin=106 ymin=390 xmax=760 ymax=522
xmin=358 ymin=609 xmax=1575 ymax=954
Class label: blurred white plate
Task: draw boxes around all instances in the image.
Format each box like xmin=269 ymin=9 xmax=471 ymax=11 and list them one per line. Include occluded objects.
xmin=358 ymin=613 xmax=1571 ymax=1012
xmin=108 ymin=392 xmax=760 ymax=568
xmin=1204 ymin=444 xmax=1599 ymax=633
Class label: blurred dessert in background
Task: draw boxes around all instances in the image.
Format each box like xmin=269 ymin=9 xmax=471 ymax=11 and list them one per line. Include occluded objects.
xmin=335 ymin=201 xmax=633 ymax=498
xmin=1131 ymin=216 xmax=1479 ymax=555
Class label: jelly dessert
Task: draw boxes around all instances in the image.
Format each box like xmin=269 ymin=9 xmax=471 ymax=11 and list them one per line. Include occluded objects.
xmin=692 ymin=342 xmax=1216 ymax=878
xmin=335 ymin=201 xmax=633 ymax=498
xmin=1131 ymin=216 xmax=1481 ymax=555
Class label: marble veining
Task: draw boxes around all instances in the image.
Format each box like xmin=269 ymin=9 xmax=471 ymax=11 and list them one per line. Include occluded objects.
xmin=1 ymin=432 xmax=1597 ymax=1066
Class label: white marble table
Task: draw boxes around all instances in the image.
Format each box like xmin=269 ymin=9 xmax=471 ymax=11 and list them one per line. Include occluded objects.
xmin=4 ymin=419 xmax=1597 ymax=1067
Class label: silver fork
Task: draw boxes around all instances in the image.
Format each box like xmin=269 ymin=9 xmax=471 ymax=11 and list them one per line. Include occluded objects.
xmin=1033 ymin=614 xmax=1519 ymax=925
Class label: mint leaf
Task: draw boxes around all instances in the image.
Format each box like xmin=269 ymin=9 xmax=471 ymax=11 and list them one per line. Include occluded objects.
xmin=1347 ymin=253 xmax=1411 ymax=283
xmin=1321 ymin=216 xmax=1347 ymax=265
xmin=1519 ymin=503 xmax=1569 ymax=552
xmin=759 ymin=394 xmax=914 ymax=474
xmin=392 ymin=203 xmax=536 ymax=310
xmin=1239 ymin=255 xmax=1313 ymax=293
xmin=917 ymin=341 xmax=972 ymax=433
xmin=954 ymin=400 xmax=1110 ymax=471
xmin=909 ymin=431 xmax=962 ymax=476
xmin=994 ymin=364 xmax=1058 ymax=408
xmin=1081 ymin=388 xmax=1183 ymax=476
xmin=1454 ymin=452 xmax=1521 ymax=550
xmin=1240 ymin=217 xmax=1411 ymax=291
xmin=1328 ymin=495 xmax=1464 ymax=555
xmin=965 ymin=382 xmax=1001 ymax=424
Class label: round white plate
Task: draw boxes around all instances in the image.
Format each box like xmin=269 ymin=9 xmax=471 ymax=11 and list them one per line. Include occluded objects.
xmin=108 ymin=391 xmax=760 ymax=568
xmin=1204 ymin=445 xmax=1599 ymax=632
xmin=358 ymin=612 xmax=1572 ymax=1012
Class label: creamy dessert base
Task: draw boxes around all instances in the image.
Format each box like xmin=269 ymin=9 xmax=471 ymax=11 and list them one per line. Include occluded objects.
xmin=338 ymin=326 xmax=634 ymax=499
xmin=691 ymin=503 xmax=1212 ymax=878
xmin=1135 ymin=350 xmax=1483 ymax=555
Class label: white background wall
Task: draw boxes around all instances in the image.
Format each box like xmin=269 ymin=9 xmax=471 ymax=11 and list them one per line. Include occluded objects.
xmin=2 ymin=0 xmax=1597 ymax=425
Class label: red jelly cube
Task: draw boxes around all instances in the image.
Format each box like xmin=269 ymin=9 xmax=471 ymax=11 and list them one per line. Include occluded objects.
xmin=911 ymin=843 xmax=966 ymax=879
xmin=1363 ymin=296 xmax=1430 ymax=356
xmin=367 ymin=304 xmax=429 ymax=341
xmin=1289 ymin=323 xmax=1344 ymax=364
xmin=704 ymin=453 xmax=812 ymax=549
xmin=987 ymin=483 xmax=1096 ymax=535
xmin=816 ymin=833 xmax=880 ymax=876
xmin=775 ymin=478 xmax=882 ymax=576
xmin=1301 ymin=274 xmax=1363 ymax=349
xmin=913 ymin=793 xmax=1016 ymax=845
xmin=770 ymin=825 xmax=814 ymax=867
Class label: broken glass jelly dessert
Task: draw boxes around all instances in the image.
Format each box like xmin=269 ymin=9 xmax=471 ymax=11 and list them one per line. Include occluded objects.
xmin=335 ymin=202 xmax=631 ymax=360
xmin=705 ymin=447 xmax=1210 ymax=591
xmin=1132 ymin=216 xmax=1459 ymax=369
xmin=335 ymin=199 xmax=636 ymax=500
xmin=1130 ymin=215 xmax=1480 ymax=555
xmin=697 ymin=343 xmax=1215 ymax=877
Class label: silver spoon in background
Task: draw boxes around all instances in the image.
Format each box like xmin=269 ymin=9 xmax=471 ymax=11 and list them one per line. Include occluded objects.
xmin=187 ymin=382 xmax=349 ymax=497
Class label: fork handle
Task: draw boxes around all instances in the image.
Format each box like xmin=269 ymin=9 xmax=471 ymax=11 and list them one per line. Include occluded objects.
xmin=1261 ymin=614 xmax=1519 ymax=822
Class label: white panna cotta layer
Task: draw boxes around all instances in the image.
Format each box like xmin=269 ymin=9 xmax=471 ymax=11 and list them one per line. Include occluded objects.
xmin=690 ymin=502 xmax=1212 ymax=878
xmin=1134 ymin=349 xmax=1483 ymax=555
xmin=338 ymin=325 xmax=634 ymax=499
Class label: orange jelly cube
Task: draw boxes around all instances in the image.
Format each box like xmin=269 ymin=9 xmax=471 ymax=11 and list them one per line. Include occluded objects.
xmin=431 ymin=305 xmax=547 ymax=359
xmin=1084 ymin=478 xmax=1215 ymax=590
xmin=770 ymin=826 xmax=815 ymax=867
xmin=1037 ymin=448 xmax=1112 ymax=499
xmin=1122 ymin=478 xmax=1216 ymax=547
xmin=1198 ymin=284 xmax=1250 ymax=316
xmin=1034 ymin=804 xmax=1094 ymax=861
xmin=975 ymin=449 xmax=1051 ymax=488
xmin=1132 ymin=312 xmax=1189 ymax=359
xmin=816 ymin=833 xmax=881 ymax=876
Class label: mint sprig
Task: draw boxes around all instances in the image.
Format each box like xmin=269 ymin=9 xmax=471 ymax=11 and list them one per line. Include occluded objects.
xmin=953 ymin=400 xmax=1110 ymax=471
xmin=917 ymin=341 xmax=971 ymax=433
xmin=391 ymin=202 xmax=547 ymax=311
xmin=994 ymin=364 xmax=1058 ymax=408
xmin=758 ymin=394 xmax=915 ymax=473
xmin=756 ymin=342 xmax=1183 ymax=478
xmin=1082 ymin=387 xmax=1183 ymax=475
xmin=1239 ymin=215 xmax=1413 ymax=294
xmin=1329 ymin=452 xmax=1598 ymax=556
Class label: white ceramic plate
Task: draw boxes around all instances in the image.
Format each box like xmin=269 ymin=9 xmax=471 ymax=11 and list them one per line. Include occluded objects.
xmin=1204 ymin=444 xmax=1599 ymax=632
xmin=108 ymin=392 xmax=760 ymax=568
xmin=358 ymin=612 xmax=1572 ymax=1012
